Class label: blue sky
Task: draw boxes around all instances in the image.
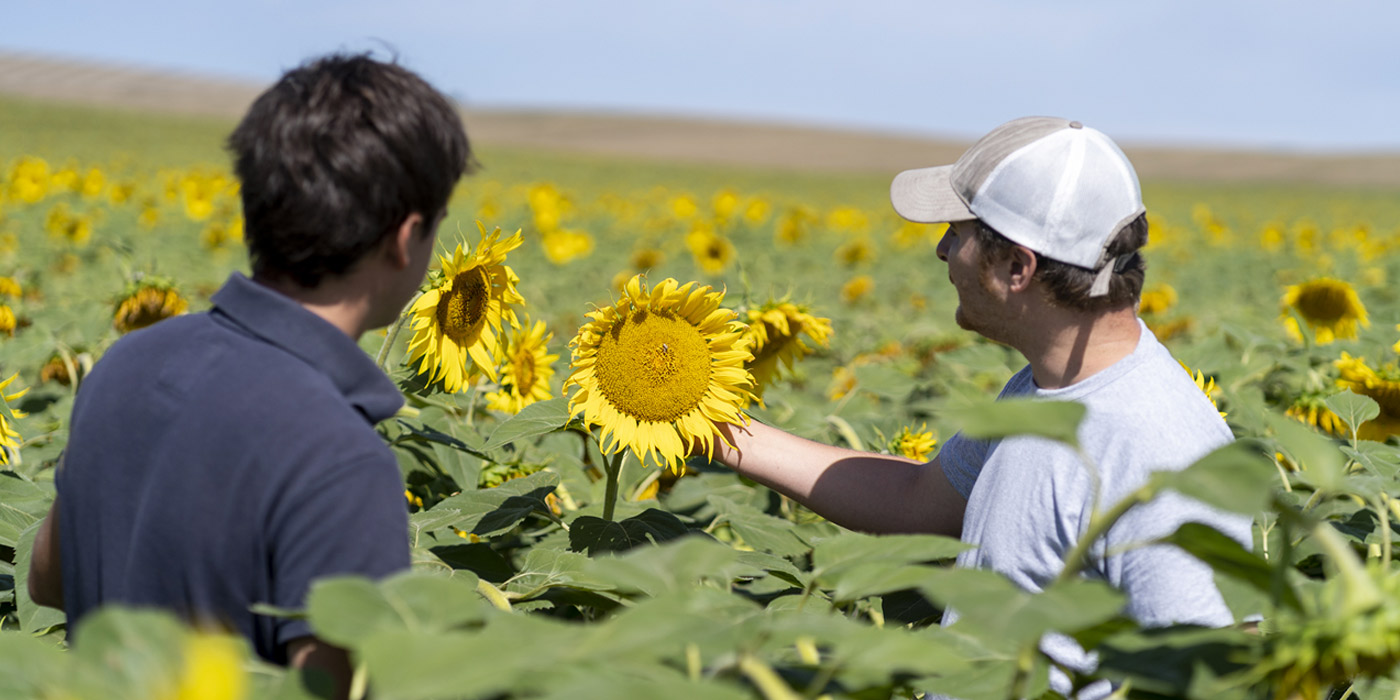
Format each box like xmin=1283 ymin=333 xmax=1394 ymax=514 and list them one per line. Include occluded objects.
xmin=5 ymin=1 xmax=1398 ymax=152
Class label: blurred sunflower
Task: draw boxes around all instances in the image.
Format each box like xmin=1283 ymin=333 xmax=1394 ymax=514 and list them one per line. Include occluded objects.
xmin=0 ymin=276 xmax=20 ymax=300
xmin=630 ymin=246 xmax=664 ymax=272
xmin=1281 ymin=278 xmax=1369 ymax=345
xmin=540 ymin=229 xmax=594 ymax=265
xmin=484 ymin=318 xmax=558 ymax=414
xmin=1286 ymin=392 xmax=1348 ymax=437
xmin=113 ymin=277 xmax=189 ymax=334
xmin=0 ymin=304 xmax=15 ymax=337
xmin=1138 ymin=283 xmax=1178 ymax=316
xmin=685 ymin=226 xmax=734 ymax=275
xmin=1180 ymin=362 xmax=1226 ymax=418
xmin=835 ymin=237 xmax=876 ymax=267
xmin=891 ymin=423 xmax=938 ymax=461
xmin=160 ymin=630 xmax=249 ymax=700
xmin=739 ymin=300 xmax=833 ymax=401
xmin=841 ymin=275 xmax=874 ymax=304
xmin=405 ymin=224 xmax=524 ymax=393
xmin=563 ymin=274 xmax=754 ymax=473
xmin=1334 ymin=352 xmax=1400 ymax=441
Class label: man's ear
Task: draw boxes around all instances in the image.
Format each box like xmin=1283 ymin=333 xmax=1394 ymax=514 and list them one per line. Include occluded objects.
xmin=385 ymin=212 xmax=425 ymax=270
xmin=1006 ymin=245 xmax=1038 ymax=292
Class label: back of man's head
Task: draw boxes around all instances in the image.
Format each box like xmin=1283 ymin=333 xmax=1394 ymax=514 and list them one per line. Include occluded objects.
xmin=228 ymin=53 xmax=470 ymax=288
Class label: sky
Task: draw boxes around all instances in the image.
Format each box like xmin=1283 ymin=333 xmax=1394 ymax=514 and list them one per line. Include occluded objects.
xmin=4 ymin=1 xmax=1399 ymax=153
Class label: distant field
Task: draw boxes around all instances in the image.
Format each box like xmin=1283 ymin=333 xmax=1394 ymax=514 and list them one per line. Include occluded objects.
xmin=3 ymin=51 xmax=1400 ymax=188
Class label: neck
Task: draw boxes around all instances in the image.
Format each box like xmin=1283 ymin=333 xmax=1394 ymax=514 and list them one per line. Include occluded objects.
xmin=253 ymin=273 xmax=374 ymax=340
xmin=1013 ymin=306 xmax=1142 ymax=390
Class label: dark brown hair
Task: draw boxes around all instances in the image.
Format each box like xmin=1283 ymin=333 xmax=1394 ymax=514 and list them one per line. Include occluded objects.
xmin=228 ymin=53 xmax=471 ymax=288
xmin=974 ymin=213 xmax=1149 ymax=312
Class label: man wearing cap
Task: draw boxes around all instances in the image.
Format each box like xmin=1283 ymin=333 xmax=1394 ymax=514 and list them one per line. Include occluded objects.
xmin=711 ymin=117 xmax=1250 ymax=692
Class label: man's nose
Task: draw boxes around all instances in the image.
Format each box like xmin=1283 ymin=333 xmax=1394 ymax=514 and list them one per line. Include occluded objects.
xmin=935 ymin=230 xmax=952 ymax=262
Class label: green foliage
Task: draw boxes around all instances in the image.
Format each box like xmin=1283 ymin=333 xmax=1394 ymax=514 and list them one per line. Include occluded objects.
xmin=3 ymin=98 xmax=1400 ymax=699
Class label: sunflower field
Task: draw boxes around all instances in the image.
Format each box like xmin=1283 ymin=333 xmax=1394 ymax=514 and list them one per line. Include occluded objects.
xmin=3 ymin=94 xmax=1400 ymax=700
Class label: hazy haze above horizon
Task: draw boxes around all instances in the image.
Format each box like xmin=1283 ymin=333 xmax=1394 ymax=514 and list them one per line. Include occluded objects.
xmin=4 ymin=1 xmax=1398 ymax=153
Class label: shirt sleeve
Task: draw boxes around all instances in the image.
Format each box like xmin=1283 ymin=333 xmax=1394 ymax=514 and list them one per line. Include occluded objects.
xmin=937 ymin=431 xmax=990 ymax=500
xmin=266 ymin=449 xmax=411 ymax=646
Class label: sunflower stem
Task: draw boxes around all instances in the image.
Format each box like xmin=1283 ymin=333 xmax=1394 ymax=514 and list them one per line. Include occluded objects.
xmin=602 ymin=451 xmax=625 ymax=521
xmin=376 ymin=290 xmax=422 ymax=372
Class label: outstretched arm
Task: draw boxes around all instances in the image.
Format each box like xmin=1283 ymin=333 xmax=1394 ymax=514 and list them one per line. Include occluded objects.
xmin=713 ymin=420 xmax=966 ymax=537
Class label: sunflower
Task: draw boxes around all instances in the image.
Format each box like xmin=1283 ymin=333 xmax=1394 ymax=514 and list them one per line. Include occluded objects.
xmin=685 ymin=226 xmax=734 ymax=275
xmin=1334 ymin=352 xmax=1400 ymax=441
xmin=113 ymin=277 xmax=189 ymax=334
xmin=485 ymin=318 xmax=559 ymax=414
xmin=0 ymin=304 xmax=15 ymax=337
xmin=540 ymin=229 xmax=594 ymax=265
xmin=0 ymin=373 xmax=28 ymax=466
xmin=1138 ymin=283 xmax=1178 ymax=316
xmin=0 ymin=276 xmax=20 ymax=300
xmin=1281 ymin=278 xmax=1369 ymax=345
xmin=563 ymin=274 xmax=754 ymax=473
xmin=841 ymin=275 xmax=874 ymax=304
xmin=163 ymin=631 xmax=249 ymax=700
xmin=739 ymin=300 xmax=833 ymax=400
xmin=405 ymin=224 xmax=525 ymax=393
xmin=1286 ymin=392 xmax=1349 ymax=437
xmin=1180 ymin=362 xmax=1226 ymax=418
xmin=891 ymin=423 xmax=938 ymax=461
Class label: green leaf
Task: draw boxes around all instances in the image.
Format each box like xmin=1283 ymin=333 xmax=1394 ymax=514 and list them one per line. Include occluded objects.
xmin=429 ymin=542 xmax=515 ymax=582
xmin=810 ymin=531 xmax=970 ymax=601
xmin=568 ymin=508 xmax=692 ymax=555
xmin=408 ymin=509 xmax=462 ymax=546
xmin=917 ymin=568 xmax=1125 ymax=651
xmin=505 ymin=547 xmax=611 ymax=599
xmin=1267 ymin=412 xmax=1348 ymax=493
xmin=1149 ymin=439 xmax=1279 ymax=516
xmin=0 ymin=472 xmax=52 ymax=549
xmin=431 ymin=470 xmax=559 ymax=537
xmin=583 ymin=536 xmax=760 ymax=597
xmin=1159 ymin=522 xmax=1301 ymax=611
xmin=1344 ymin=440 xmax=1400 ymax=480
xmin=15 ymin=521 xmax=66 ymax=633
xmin=1324 ymin=389 xmax=1380 ymax=435
xmin=707 ymin=496 xmax=810 ymax=558
xmin=950 ymin=398 xmax=1086 ymax=448
xmin=393 ymin=418 xmax=489 ymax=459
xmin=306 ymin=572 xmax=484 ymax=649
xmin=483 ymin=398 xmax=571 ymax=451
xmin=0 ymin=633 xmax=71 ymax=699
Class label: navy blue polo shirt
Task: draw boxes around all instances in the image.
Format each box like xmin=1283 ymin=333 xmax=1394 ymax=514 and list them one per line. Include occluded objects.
xmin=57 ymin=272 xmax=409 ymax=663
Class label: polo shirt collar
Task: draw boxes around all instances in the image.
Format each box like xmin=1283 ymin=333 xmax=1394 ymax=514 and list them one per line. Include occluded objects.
xmin=210 ymin=272 xmax=404 ymax=423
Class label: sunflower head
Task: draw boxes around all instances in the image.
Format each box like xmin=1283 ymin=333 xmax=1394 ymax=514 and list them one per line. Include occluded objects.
xmin=563 ymin=274 xmax=754 ymax=474
xmin=113 ymin=277 xmax=189 ymax=334
xmin=1333 ymin=352 xmax=1400 ymax=441
xmin=685 ymin=226 xmax=734 ymax=275
xmin=405 ymin=223 xmax=525 ymax=393
xmin=0 ymin=373 xmax=29 ymax=466
xmin=739 ymin=300 xmax=833 ymax=401
xmin=484 ymin=317 xmax=559 ymax=415
xmin=891 ymin=423 xmax=938 ymax=462
xmin=1138 ymin=283 xmax=1178 ymax=316
xmin=1281 ymin=278 xmax=1369 ymax=345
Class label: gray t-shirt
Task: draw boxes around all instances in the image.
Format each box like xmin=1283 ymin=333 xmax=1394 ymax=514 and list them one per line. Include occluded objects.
xmin=936 ymin=320 xmax=1251 ymax=695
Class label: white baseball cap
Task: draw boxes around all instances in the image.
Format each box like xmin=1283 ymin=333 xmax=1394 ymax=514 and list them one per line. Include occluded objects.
xmin=890 ymin=116 xmax=1144 ymax=293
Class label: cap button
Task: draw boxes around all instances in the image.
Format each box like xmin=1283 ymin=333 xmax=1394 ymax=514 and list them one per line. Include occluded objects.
xmin=1068 ymin=121 xmax=1083 ymax=129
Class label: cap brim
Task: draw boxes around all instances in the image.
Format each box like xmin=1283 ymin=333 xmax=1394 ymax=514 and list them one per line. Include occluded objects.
xmin=890 ymin=165 xmax=976 ymax=224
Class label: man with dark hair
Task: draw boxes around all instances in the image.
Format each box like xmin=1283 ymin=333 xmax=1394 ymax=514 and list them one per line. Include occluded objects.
xmin=28 ymin=53 xmax=469 ymax=695
xmin=711 ymin=117 xmax=1249 ymax=696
